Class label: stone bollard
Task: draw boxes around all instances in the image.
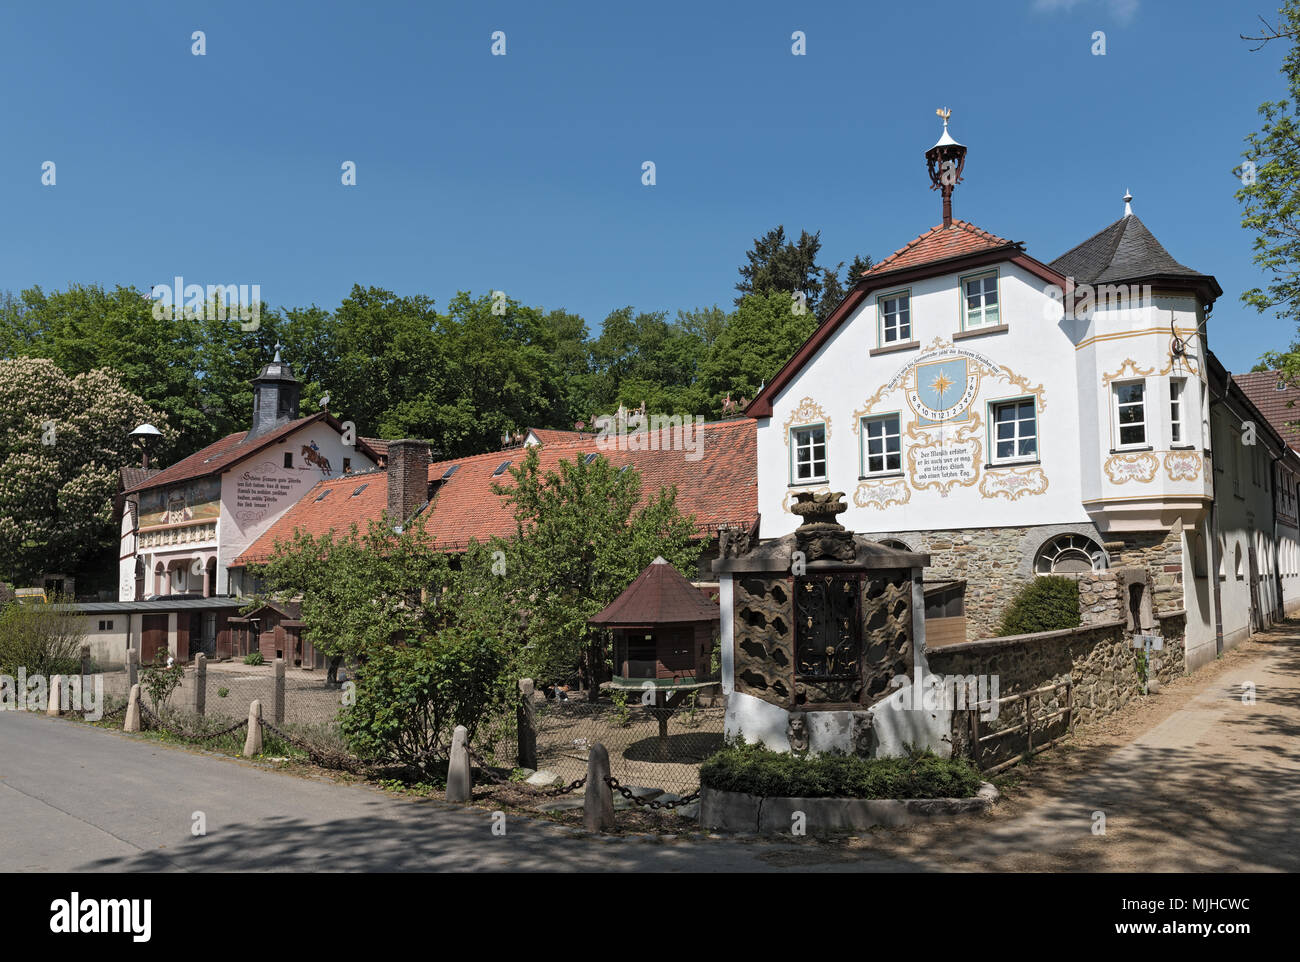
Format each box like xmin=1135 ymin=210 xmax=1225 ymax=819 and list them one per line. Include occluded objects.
xmin=243 ymin=700 xmax=263 ymax=757
xmin=583 ymin=742 xmax=616 ymax=833
xmin=126 ymin=646 xmax=138 ymax=690
xmin=446 ymin=725 xmax=472 ymax=803
xmin=80 ymin=644 xmax=91 ymax=691
xmin=516 ymin=678 xmax=538 ymax=771
xmin=273 ymin=658 xmax=285 ymax=725
xmin=124 ymin=684 xmax=142 ymax=732
xmin=46 ymin=675 xmax=63 ymax=716
xmin=194 ymin=653 xmax=207 ymax=717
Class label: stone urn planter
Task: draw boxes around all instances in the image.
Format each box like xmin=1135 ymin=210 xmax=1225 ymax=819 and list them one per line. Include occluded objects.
xmin=698 ymin=781 xmax=998 ymax=834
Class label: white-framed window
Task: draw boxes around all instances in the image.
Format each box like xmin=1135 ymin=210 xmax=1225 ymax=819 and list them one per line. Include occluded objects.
xmin=878 ymin=291 xmax=911 ymax=344
xmin=1169 ymin=378 xmax=1186 ymax=445
xmin=990 ymin=398 xmax=1037 ymax=462
xmin=790 ymin=424 xmax=827 ymax=483
xmin=961 ymin=270 xmax=1000 ymax=329
xmin=1113 ymin=381 xmax=1147 ymax=448
xmin=861 ymin=414 xmax=902 ymax=475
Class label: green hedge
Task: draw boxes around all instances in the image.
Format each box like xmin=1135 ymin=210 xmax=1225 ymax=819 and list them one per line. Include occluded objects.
xmin=997 ymin=575 xmax=1080 ymax=636
xmin=699 ymin=740 xmax=983 ymax=799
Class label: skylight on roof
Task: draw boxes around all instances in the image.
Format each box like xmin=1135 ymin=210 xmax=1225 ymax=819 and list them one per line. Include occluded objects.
xmin=583 ymin=453 xmax=600 ymax=465
xmin=441 ymin=464 xmax=460 ymax=480
xmin=492 ymin=460 xmax=512 ymax=477
xmin=352 ymin=483 xmax=369 ymax=497
xmin=315 ymin=489 xmax=332 ymax=502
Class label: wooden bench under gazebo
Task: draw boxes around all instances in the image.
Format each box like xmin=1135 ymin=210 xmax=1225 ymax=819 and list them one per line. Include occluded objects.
xmin=590 ymin=556 xmax=721 ymax=758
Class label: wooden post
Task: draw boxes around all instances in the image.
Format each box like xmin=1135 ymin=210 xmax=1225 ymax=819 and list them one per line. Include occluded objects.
xmin=446 ymin=725 xmax=472 ymax=802
xmin=194 ymin=653 xmax=206 ymax=717
xmin=583 ymin=743 xmax=616 ymax=833
xmin=1025 ymin=692 xmax=1033 ymax=757
xmin=516 ymin=678 xmax=537 ymax=770
xmin=273 ymin=658 xmax=285 ymax=725
xmin=80 ymin=644 xmax=91 ymax=698
xmin=967 ymin=709 xmax=980 ymax=766
xmin=124 ymin=684 xmax=142 ymax=732
xmin=243 ymin=700 xmax=262 ymax=757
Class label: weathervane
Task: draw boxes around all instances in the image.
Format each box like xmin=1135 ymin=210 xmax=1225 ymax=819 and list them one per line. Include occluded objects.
xmin=925 ymin=107 xmax=967 ymax=228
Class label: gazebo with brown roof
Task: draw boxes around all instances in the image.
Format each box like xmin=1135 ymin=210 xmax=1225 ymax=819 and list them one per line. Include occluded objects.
xmin=590 ymin=556 xmax=719 ymax=688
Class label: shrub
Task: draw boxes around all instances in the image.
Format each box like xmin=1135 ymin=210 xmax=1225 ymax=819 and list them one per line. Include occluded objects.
xmin=243 ymin=651 xmax=265 ymax=666
xmin=0 ymin=598 xmax=84 ymax=677
xmin=997 ymin=576 xmax=1080 ymax=636
xmin=140 ymin=652 xmax=184 ymax=711
xmin=217 ymin=686 xmax=229 ymax=698
xmin=339 ymin=629 xmax=513 ymax=767
xmin=699 ymin=740 xmax=983 ymax=799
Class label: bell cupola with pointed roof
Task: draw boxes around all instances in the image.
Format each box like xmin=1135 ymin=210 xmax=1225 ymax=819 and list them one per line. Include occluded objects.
xmin=249 ymin=345 xmax=301 ymax=438
xmin=925 ymin=108 xmax=967 ymax=228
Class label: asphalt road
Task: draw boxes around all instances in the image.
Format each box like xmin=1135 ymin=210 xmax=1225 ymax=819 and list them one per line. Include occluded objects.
xmin=0 ymin=711 xmax=918 ymax=872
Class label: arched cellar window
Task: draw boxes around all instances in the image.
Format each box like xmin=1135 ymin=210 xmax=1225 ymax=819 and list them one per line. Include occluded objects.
xmin=1035 ymin=534 xmax=1107 ymax=574
xmin=878 ymin=538 xmax=912 ymax=551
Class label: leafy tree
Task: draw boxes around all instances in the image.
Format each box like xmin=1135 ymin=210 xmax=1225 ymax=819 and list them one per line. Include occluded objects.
xmin=1239 ymin=0 xmax=1300 ymax=378
xmin=0 ymin=595 xmax=85 ymax=677
xmin=252 ymin=514 xmax=454 ymax=666
xmin=817 ymin=254 xmax=874 ymax=323
xmin=735 ymin=225 xmax=826 ymax=315
xmin=0 ymin=358 xmax=171 ymax=584
xmin=698 ymin=290 xmax=819 ymax=415
xmin=0 ymin=285 xmax=207 ymax=457
xmin=487 ymin=447 xmax=703 ymax=689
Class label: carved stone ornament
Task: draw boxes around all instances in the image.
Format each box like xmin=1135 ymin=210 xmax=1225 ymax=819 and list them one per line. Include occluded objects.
xmin=852 ymin=711 xmax=874 ymax=756
xmin=787 ymin=711 xmax=809 ymax=754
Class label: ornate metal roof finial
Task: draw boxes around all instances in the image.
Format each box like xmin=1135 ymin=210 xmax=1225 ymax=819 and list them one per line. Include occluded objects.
xmin=925 ymin=107 xmax=967 ymax=228
xmin=1124 ymin=189 xmax=1133 ymax=217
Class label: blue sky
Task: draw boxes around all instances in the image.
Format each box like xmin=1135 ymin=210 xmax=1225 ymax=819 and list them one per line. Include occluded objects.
xmin=0 ymin=0 xmax=1290 ymax=373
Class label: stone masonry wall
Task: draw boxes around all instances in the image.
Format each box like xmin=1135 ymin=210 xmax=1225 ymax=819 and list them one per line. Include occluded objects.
xmin=1107 ymin=524 xmax=1184 ymax=615
xmin=880 ymin=527 xmax=1038 ymax=640
xmin=929 ymin=611 xmax=1186 ymax=766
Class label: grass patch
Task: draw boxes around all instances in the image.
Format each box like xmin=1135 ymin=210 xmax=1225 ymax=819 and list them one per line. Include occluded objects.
xmin=699 ymin=740 xmax=983 ymax=799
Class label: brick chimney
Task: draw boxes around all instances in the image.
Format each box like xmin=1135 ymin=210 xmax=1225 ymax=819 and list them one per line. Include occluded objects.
xmin=386 ymin=439 xmax=432 ymax=529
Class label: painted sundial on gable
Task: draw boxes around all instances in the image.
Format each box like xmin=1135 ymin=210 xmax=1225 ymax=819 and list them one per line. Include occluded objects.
xmin=907 ymin=356 xmax=980 ymax=425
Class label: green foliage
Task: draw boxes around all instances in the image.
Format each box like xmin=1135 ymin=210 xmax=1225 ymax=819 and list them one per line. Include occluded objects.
xmin=217 ymin=687 xmax=229 ymax=698
xmin=996 ymin=576 xmax=1081 ymax=636
xmin=700 ymin=740 xmax=983 ymax=799
xmin=140 ymin=652 xmax=184 ymax=710
xmin=698 ymin=291 xmax=819 ymax=412
xmin=611 ymin=688 xmax=631 ymax=727
xmin=484 ymin=447 xmax=704 ymax=687
xmin=735 ymin=225 xmax=826 ymax=315
xmin=1239 ymin=0 xmax=1300 ymax=342
xmin=253 ymin=514 xmax=454 ymax=662
xmin=0 ymin=597 xmax=84 ymax=676
xmin=339 ymin=629 xmax=513 ymax=764
xmin=243 ymin=651 xmax=265 ymax=666
xmin=0 ymin=357 xmax=171 ymax=581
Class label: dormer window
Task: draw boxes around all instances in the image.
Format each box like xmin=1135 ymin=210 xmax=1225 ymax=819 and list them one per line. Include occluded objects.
xmin=878 ymin=291 xmax=911 ymax=344
xmin=961 ymin=270 xmax=1000 ymax=329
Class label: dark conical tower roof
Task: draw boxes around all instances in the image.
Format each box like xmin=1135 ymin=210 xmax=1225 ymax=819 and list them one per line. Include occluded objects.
xmin=1050 ymin=204 xmax=1222 ymax=302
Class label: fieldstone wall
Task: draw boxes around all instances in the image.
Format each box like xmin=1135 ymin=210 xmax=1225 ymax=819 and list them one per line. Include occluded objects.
xmin=929 ymin=611 xmax=1186 ymax=766
xmin=1077 ymin=571 xmax=1123 ymax=626
xmin=1106 ymin=524 xmax=1184 ymax=615
xmin=876 ymin=527 xmax=1038 ymax=640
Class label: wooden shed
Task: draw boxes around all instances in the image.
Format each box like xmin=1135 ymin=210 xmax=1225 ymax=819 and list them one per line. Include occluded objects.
xmin=590 ymin=556 xmax=719 ymax=683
